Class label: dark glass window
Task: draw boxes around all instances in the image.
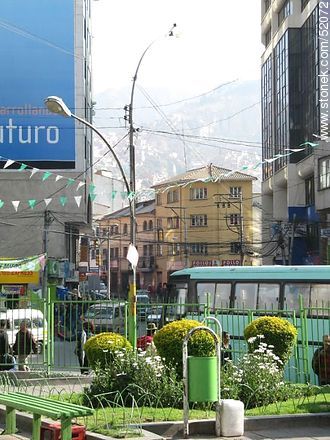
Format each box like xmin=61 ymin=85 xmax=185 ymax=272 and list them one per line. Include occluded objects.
xmin=305 ymin=176 xmax=315 ymax=205
xmin=319 ymin=157 xmax=330 ymax=190
xmin=261 ymin=55 xmax=273 ymax=180
xmin=265 ymin=27 xmax=271 ymax=47
xmin=278 ymin=0 xmax=292 ymax=27
xmin=301 ymin=0 xmax=310 ymax=11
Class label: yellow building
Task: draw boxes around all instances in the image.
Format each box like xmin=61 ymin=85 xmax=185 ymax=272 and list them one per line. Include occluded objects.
xmin=153 ymin=165 xmax=257 ymax=283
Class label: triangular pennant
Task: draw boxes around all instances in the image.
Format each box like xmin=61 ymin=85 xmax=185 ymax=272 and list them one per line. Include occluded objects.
xmin=121 ymin=191 xmax=127 ymax=200
xmin=0 ymin=200 xmax=4 ymax=208
xmin=89 ymin=193 xmax=97 ymax=202
xmin=127 ymin=191 xmax=136 ymax=201
xmin=59 ymin=196 xmax=68 ymax=207
xmin=55 ymin=175 xmax=63 ymax=182
xmin=299 ymin=141 xmax=319 ymax=148
xmin=264 ymin=157 xmax=277 ymax=163
xmin=66 ymin=178 xmax=75 ymax=187
xmin=28 ymin=199 xmax=37 ymax=209
xmin=18 ymin=163 xmax=28 ymax=171
xmin=241 ymin=166 xmax=249 ymax=171
xmin=30 ymin=168 xmax=39 ymax=178
xmin=77 ymin=181 xmax=86 ymax=191
xmin=12 ymin=201 xmax=20 ymax=211
xmin=42 ymin=171 xmax=52 ymax=181
xmin=4 ymin=160 xmax=15 ymax=169
xmin=44 ymin=198 xmax=52 ymax=207
xmin=74 ymin=196 xmax=82 ymax=207
xmin=111 ymin=190 xmax=117 ymax=200
xmin=253 ymin=162 xmax=263 ymax=169
xmin=89 ymin=183 xmax=96 ymax=194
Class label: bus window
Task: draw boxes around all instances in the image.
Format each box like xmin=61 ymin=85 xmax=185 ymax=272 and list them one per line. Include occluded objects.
xmin=176 ymin=284 xmax=188 ymax=316
xmin=258 ymin=284 xmax=280 ymax=310
xmin=235 ymin=283 xmax=258 ymax=309
xmin=214 ymin=283 xmax=231 ymax=309
xmin=284 ymin=283 xmax=310 ymax=311
xmin=310 ymin=284 xmax=330 ymax=315
xmin=197 ymin=283 xmax=215 ymax=310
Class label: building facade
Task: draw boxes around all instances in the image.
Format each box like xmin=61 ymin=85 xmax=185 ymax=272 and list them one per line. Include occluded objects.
xmin=153 ymin=165 xmax=257 ymax=283
xmin=0 ymin=0 xmax=93 ymax=283
xmin=261 ymin=0 xmax=329 ymax=264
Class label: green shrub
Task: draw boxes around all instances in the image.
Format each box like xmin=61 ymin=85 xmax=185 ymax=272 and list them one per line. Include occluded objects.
xmin=84 ymin=332 xmax=132 ymax=369
xmin=153 ymin=319 xmax=216 ymax=376
xmin=244 ymin=316 xmax=297 ymax=365
xmin=84 ymin=350 xmax=183 ymax=408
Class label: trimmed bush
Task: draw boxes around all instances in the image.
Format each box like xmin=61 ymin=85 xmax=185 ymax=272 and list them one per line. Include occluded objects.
xmin=153 ymin=319 xmax=216 ymax=376
xmin=84 ymin=332 xmax=132 ymax=369
xmin=244 ymin=316 xmax=297 ymax=365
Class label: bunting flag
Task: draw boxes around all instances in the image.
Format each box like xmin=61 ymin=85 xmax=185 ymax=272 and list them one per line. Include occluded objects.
xmin=59 ymin=196 xmax=67 ymax=207
xmin=29 ymin=168 xmax=39 ymax=178
xmin=18 ymin=163 xmax=28 ymax=171
xmin=42 ymin=171 xmax=52 ymax=181
xmin=74 ymin=196 xmax=82 ymax=207
xmin=55 ymin=175 xmax=63 ymax=182
xmin=28 ymin=199 xmax=37 ymax=209
xmin=66 ymin=178 xmax=75 ymax=187
xmin=0 ymin=200 xmax=4 ymax=209
xmin=111 ymin=190 xmax=117 ymax=200
xmin=89 ymin=183 xmax=96 ymax=195
xmin=12 ymin=201 xmax=20 ymax=212
xmin=44 ymin=198 xmax=52 ymax=207
xmin=4 ymin=160 xmax=15 ymax=169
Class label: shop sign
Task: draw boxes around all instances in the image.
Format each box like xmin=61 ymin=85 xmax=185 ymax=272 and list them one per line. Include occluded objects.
xmin=221 ymin=259 xmax=240 ymax=266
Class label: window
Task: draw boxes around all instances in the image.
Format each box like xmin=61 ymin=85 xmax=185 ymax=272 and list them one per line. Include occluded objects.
xmin=157 ymin=218 xmax=162 ymax=228
xmin=284 ymin=283 xmax=310 ymax=310
xmin=235 ymin=283 xmax=258 ymax=308
xmin=305 ymin=176 xmax=315 ymax=205
xmin=123 ymin=224 xmax=128 ymax=235
xmin=167 ymin=216 xmax=179 ymax=229
xmin=230 ymin=187 xmax=241 ymax=198
xmin=190 ymin=187 xmax=208 ymax=200
xmin=197 ymin=282 xmax=231 ymax=310
xmin=143 ymin=220 xmax=148 ymax=231
xmin=110 ymin=247 xmax=119 ymax=258
xmin=278 ymin=0 xmax=291 ymax=26
xmin=167 ymin=190 xmax=179 ymax=204
xmin=110 ymin=224 xmax=119 ymax=235
xmin=156 ymin=193 xmax=162 ymax=205
xmin=149 ymin=245 xmax=154 ymax=256
xmin=229 ymin=214 xmax=240 ymax=225
xmin=148 ymin=220 xmax=153 ymax=230
xmin=157 ymin=244 xmax=163 ymax=257
xmin=123 ymin=246 xmax=128 ymax=257
xmin=230 ymin=242 xmax=240 ymax=254
xmin=191 ymin=243 xmax=208 ymax=254
xmin=191 ymin=214 xmax=208 ymax=227
xmin=168 ymin=243 xmax=180 ymax=256
xmin=319 ymin=158 xmax=330 ymax=189
xmin=258 ymin=284 xmax=280 ymax=309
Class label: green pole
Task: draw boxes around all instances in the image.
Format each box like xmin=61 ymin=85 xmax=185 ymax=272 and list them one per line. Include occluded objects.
xmin=128 ymin=267 xmax=137 ymax=350
xmin=46 ymin=286 xmax=52 ymax=375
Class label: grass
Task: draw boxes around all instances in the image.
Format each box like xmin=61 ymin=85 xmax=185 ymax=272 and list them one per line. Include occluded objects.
xmin=50 ymin=388 xmax=330 ymax=437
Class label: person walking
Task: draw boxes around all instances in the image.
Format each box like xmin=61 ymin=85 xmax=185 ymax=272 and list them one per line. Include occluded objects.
xmin=312 ymin=335 xmax=330 ymax=385
xmin=75 ymin=321 xmax=94 ymax=375
xmin=12 ymin=320 xmax=37 ymax=371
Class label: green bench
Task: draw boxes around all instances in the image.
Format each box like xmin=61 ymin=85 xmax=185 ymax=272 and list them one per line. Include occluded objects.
xmin=0 ymin=392 xmax=94 ymax=440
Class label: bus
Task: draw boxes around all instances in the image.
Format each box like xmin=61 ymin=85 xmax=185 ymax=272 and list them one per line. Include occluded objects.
xmin=168 ymin=265 xmax=330 ymax=383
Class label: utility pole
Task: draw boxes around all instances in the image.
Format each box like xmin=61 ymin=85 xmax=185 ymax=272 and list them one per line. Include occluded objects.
xmin=239 ymin=192 xmax=244 ymax=265
xmin=107 ymin=226 xmax=111 ymax=299
xmin=42 ymin=210 xmax=53 ymax=299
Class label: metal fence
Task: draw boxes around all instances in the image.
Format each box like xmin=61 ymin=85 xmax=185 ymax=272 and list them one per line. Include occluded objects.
xmin=0 ymin=296 xmax=329 ymax=384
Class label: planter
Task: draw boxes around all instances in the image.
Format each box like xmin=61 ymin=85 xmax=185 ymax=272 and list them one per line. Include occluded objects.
xmin=188 ymin=356 xmax=218 ymax=402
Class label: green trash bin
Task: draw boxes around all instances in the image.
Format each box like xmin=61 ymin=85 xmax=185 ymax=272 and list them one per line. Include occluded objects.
xmin=188 ymin=356 xmax=218 ymax=402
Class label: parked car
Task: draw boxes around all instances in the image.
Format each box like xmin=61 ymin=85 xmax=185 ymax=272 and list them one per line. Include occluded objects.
xmin=136 ymin=291 xmax=150 ymax=321
xmin=84 ymin=302 xmax=126 ymax=334
xmin=146 ymin=305 xmax=175 ymax=328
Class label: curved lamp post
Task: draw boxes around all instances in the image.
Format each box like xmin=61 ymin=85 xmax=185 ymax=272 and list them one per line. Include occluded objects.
xmin=45 ymin=24 xmax=176 ymax=349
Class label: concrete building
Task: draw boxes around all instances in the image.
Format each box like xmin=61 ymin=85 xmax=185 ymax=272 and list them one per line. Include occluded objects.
xmin=153 ymin=164 xmax=257 ymax=283
xmin=97 ymin=200 xmax=157 ymax=297
xmin=261 ymin=0 xmax=329 ymax=264
xmin=0 ymin=1 xmax=93 ymax=283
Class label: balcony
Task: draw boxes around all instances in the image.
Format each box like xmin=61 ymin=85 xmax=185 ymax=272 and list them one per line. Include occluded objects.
xmin=138 ymin=256 xmax=156 ymax=272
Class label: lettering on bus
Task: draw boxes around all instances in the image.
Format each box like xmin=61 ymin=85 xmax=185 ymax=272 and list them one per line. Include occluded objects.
xmin=221 ymin=259 xmax=240 ymax=266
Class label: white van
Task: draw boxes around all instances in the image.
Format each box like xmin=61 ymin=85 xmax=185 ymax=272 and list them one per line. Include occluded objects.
xmin=84 ymin=302 xmax=126 ymax=334
xmin=0 ymin=308 xmax=47 ymax=354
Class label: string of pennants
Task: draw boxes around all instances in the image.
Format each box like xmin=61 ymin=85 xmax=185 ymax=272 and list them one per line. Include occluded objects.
xmin=0 ymin=141 xmax=318 ymax=210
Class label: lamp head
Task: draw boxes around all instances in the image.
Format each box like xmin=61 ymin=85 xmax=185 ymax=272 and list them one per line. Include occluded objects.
xmin=44 ymin=96 xmax=72 ymax=117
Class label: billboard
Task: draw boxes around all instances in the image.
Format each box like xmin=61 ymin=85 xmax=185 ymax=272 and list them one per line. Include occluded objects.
xmin=0 ymin=0 xmax=75 ymax=169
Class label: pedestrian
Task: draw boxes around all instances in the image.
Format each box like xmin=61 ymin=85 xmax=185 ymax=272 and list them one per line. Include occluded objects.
xmin=12 ymin=320 xmax=37 ymax=371
xmin=0 ymin=319 xmax=15 ymax=371
xmin=137 ymin=322 xmax=157 ymax=352
xmin=312 ymin=335 xmax=330 ymax=385
xmin=75 ymin=321 xmax=94 ymax=375
xmin=221 ymin=331 xmax=232 ymax=366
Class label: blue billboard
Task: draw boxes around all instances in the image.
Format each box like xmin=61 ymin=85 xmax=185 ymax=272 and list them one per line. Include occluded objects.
xmin=0 ymin=0 xmax=75 ymax=169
